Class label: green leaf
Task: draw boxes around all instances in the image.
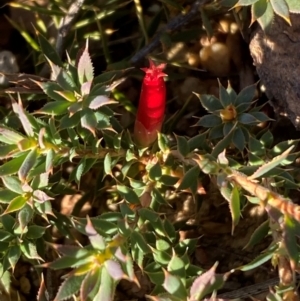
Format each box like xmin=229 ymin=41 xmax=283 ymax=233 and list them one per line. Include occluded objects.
xmin=249 ymin=137 xmax=266 ymax=156
xmin=1 ymin=176 xmax=23 ymax=194
xmin=177 ymin=165 xmax=200 ymax=191
xmin=160 ymin=175 xmax=179 ymax=186
xmin=218 ymin=81 xmax=231 ymax=107
xmin=168 ymin=255 xmax=185 ymax=281
xmin=0 ymin=145 xmax=17 ymax=159
xmin=131 ymin=231 xmax=151 ymax=253
xmin=26 ymin=225 xmax=46 ymax=239
xmin=188 ymin=131 xmax=208 ymax=152
xmin=211 ymin=123 xmax=236 ymax=158
xmin=55 ymin=274 xmax=85 ymax=301
xmin=40 ymin=101 xmax=70 ymax=115
xmin=77 ymin=40 xmax=94 ymax=85
xmin=0 ymin=229 xmax=14 ymax=242
xmin=70 ymin=158 xmax=85 ymax=185
xmin=229 ymin=185 xmax=241 ymax=234
xmin=0 ymin=190 xmax=19 ymax=204
xmin=20 ymin=240 xmax=43 ymax=260
xmin=95 ymin=267 xmax=114 ymax=301
xmin=18 ymin=205 xmax=34 ymax=232
xmin=117 ymin=185 xmax=140 ymax=204
xmin=1 ymin=214 xmax=15 ymax=233
xmin=248 ymin=145 xmax=294 ymax=180
xmin=11 ymin=97 xmax=33 ymax=137
xmin=197 ymin=115 xmax=222 ymax=128
xmin=8 ymin=246 xmax=21 ymax=271
xmin=270 ymin=0 xmax=290 ymax=25
xmin=251 ymin=0 xmax=267 ymax=24
xmin=175 ymin=135 xmax=189 ymax=157
xmin=232 ymin=127 xmax=245 ymax=151
xmin=158 ymin=133 xmax=170 ymax=153
xmin=257 ymin=2 xmax=274 ymax=31
xmin=196 ymin=94 xmax=224 ymax=112
xmin=46 ymin=149 xmax=55 ymax=173
xmin=81 ymin=109 xmax=97 ymax=136
xmin=234 ymin=83 xmax=256 ymax=108
xmin=283 ymin=215 xmax=298 ymax=267
xmin=18 ymin=148 xmax=38 ymax=182
xmin=56 ymin=69 xmax=77 ymax=91
xmin=238 ymin=0 xmax=259 ymax=5
xmin=138 ymin=208 xmax=159 ymax=223
xmin=221 ymin=0 xmax=238 ymax=6
xmin=3 ymin=195 xmax=27 ymax=215
xmin=0 ymin=153 xmax=28 ymax=176
xmin=60 ymin=112 xmax=81 ymax=129
xmin=36 ymin=30 xmax=62 ymax=66
xmin=286 ymin=0 xmax=300 ymax=12
xmin=80 ymin=269 xmax=101 ymax=301
xmin=271 ymin=140 xmax=298 ymax=156
xmin=151 ymin=188 xmax=169 ymax=206
xmin=250 ymin=111 xmax=273 ymax=123
xmin=85 ymin=216 xmax=106 ymax=251
xmin=237 ymin=249 xmax=275 ymax=271
xmin=238 ymin=113 xmax=258 ymax=124
xmin=162 ymin=270 xmax=187 ymax=299
xmin=0 ymin=126 xmax=24 ymax=145
xmin=244 ymin=220 xmax=270 ymax=249
xmin=104 ymin=153 xmax=112 ymax=176
xmin=260 ymin=130 xmax=273 ymax=149
xmin=149 ymin=162 xmax=162 ymax=181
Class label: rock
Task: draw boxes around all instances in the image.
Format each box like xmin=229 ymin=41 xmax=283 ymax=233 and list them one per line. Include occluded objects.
xmin=249 ymin=14 xmax=300 ymax=129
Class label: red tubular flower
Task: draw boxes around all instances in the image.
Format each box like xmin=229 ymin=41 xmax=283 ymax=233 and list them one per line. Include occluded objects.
xmin=134 ymin=59 xmax=167 ymax=147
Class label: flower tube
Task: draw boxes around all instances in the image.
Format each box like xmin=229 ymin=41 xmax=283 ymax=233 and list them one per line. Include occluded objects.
xmin=134 ymin=59 xmax=167 ymax=147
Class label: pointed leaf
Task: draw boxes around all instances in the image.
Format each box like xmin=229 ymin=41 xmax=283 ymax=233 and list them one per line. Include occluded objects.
xmin=190 ymin=263 xmax=226 ymax=300
xmin=81 ymin=110 xmax=97 ymax=136
xmin=11 ymin=97 xmax=33 ymax=137
xmin=234 ymin=83 xmax=256 ymax=107
xmin=1 ymin=176 xmax=23 ymax=194
xmin=54 ymin=274 xmax=85 ymax=301
xmin=162 ymin=270 xmax=187 ymax=299
xmin=244 ymin=220 xmax=269 ymax=249
xmin=197 ymin=115 xmax=222 ymax=128
xmin=229 ymin=185 xmax=241 ymax=234
xmin=270 ymin=0 xmax=290 ymax=25
xmin=177 ymin=165 xmax=200 ymax=191
xmin=258 ymin=2 xmax=275 ymax=31
xmin=0 ymin=153 xmax=28 ymax=176
xmin=80 ymin=270 xmax=101 ymax=301
xmin=94 ymin=267 xmax=114 ymax=301
xmin=18 ymin=147 xmax=38 ymax=182
xmin=196 ymin=94 xmax=224 ymax=112
xmin=40 ymin=101 xmax=70 ymax=115
xmin=0 ymin=126 xmax=24 ymax=145
xmin=77 ymin=40 xmax=94 ymax=85
xmin=37 ymin=31 xmax=62 ymax=66
xmin=3 ymin=195 xmax=27 ymax=215
xmin=105 ymin=260 xmax=124 ymax=281
xmin=211 ymin=123 xmax=236 ymax=158
xmin=89 ymin=95 xmax=115 ymax=110
xmin=248 ymin=145 xmax=294 ymax=180
xmin=236 ymin=250 xmax=275 ymax=271
xmin=283 ymin=215 xmax=298 ymax=268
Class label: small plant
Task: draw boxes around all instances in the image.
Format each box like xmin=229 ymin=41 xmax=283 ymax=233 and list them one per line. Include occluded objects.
xmin=1 ymin=2 xmax=300 ymax=300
